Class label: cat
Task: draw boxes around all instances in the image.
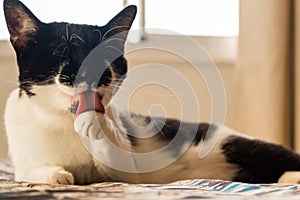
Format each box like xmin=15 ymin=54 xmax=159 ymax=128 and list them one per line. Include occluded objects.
xmin=3 ymin=0 xmax=300 ymax=185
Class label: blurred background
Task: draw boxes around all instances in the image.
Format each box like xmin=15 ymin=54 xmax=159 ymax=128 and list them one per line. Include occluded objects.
xmin=0 ymin=0 xmax=298 ymax=159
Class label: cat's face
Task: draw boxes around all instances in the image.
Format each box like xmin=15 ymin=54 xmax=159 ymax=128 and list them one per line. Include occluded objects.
xmin=4 ymin=0 xmax=136 ymax=113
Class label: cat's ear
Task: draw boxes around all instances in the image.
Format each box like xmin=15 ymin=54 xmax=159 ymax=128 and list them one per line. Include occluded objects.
xmin=107 ymin=5 xmax=137 ymax=31
xmin=4 ymin=0 xmax=42 ymax=48
xmin=103 ymin=5 xmax=137 ymax=51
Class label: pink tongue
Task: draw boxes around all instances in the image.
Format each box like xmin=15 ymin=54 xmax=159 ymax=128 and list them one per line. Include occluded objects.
xmin=74 ymin=91 xmax=105 ymax=117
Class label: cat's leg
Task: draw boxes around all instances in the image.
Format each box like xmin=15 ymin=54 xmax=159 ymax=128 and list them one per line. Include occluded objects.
xmin=16 ymin=166 xmax=74 ymax=185
xmin=222 ymin=135 xmax=300 ymax=183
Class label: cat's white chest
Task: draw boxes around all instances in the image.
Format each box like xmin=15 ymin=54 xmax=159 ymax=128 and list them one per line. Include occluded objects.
xmin=4 ymin=89 xmax=94 ymax=182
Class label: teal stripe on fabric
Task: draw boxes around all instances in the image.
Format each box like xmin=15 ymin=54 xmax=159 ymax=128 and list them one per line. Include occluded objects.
xmin=222 ymin=183 xmax=240 ymax=192
xmin=233 ymin=185 xmax=262 ymax=193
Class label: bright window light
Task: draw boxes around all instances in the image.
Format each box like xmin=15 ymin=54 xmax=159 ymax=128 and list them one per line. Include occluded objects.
xmin=0 ymin=0 xmax=239 ymax=40
xmin=145 ymin=0 xmax=239 ymax=37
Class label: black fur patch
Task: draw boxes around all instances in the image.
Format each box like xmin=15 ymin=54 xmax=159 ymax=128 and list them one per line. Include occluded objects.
xmin=158 ymin=119 xmax=217 ymax=146
xmin=222 ymin=135 xmax=300 ymax=183
xmin=123 ymin=113 xmax=217 ymax=148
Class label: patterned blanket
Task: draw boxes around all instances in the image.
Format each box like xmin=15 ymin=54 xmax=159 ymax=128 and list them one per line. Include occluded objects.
xmin=1 ymin=160 xmax=300 ymax=199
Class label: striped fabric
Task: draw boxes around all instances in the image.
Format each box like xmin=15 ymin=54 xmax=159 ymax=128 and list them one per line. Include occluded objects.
xmin=1 ymin=160 xmax=300 ymax=199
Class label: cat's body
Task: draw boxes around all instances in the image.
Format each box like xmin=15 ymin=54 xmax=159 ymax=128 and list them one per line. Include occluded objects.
xmin=4 ymin=0 xmax=300 ymax=185
xmin=5 ymin=86 xmax=238 ymax=184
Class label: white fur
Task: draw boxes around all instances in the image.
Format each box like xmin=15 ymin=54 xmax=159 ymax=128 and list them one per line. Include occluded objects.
xmin=74 ymin=111 xmax=103 ymax=139
xmin=5 ymin=88 xmax=93 ymax=184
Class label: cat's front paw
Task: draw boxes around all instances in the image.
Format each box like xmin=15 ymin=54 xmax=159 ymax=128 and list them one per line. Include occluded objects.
xmin=47 ymin=168 xmax=75 ymax=185
xmin=74 ymin=111 xmax=103 ymax=140
xmin=278 ymin=171 xmax=300 ymax=184
xmin=23 ymin=166 xmax=75 ymax=185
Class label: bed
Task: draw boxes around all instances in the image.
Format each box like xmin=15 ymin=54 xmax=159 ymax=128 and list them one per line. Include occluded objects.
xmin=1 ymin=160 xmax=300 ymax=199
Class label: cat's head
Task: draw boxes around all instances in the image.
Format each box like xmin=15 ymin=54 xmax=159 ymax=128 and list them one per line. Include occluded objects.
xmin=4 ymin=0 xmax=136 ymax=114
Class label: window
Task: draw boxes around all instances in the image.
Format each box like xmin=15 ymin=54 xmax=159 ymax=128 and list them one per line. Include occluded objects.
xmin=0 ymin=0 xmax=239 ymax=40
xmin=144 ymin=0 xmax=239 ymax=37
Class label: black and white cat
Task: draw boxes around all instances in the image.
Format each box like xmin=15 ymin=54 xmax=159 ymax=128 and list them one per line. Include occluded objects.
xmin=4 ymin=0 xmax=300 ymax=185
